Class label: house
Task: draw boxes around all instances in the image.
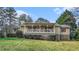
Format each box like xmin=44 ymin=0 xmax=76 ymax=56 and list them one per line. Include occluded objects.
xmin=19 ymin=21 xmax=70 ymax=40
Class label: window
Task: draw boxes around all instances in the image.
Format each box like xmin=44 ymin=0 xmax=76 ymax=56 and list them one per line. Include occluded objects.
xmin=61 ymin=27 xmax=66 ymax=32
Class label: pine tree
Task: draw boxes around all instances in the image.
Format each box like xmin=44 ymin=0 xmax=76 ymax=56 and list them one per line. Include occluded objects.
xmin=56 ymin=9 xmax=77 ymax=39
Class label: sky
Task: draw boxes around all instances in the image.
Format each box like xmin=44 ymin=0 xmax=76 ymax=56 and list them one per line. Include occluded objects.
xmin=14 ymin=7 xmax=72 ymax=23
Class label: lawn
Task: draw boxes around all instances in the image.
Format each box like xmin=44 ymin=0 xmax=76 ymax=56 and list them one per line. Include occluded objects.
xmin=0 ymin=38 xmax=79 ymax=51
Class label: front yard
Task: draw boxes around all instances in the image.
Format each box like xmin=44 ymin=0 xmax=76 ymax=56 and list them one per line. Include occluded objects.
xmin=0 ymin=38 xmax=79 ymax=51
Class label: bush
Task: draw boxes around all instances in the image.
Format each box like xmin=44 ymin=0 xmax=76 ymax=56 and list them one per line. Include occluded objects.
xmin=70 ymin=31 xmax=76 ymax=40
xmin=24 ymin=35 xmax=31 ymax=39
xmin=24 ymin=35 xmax=43 ymax=40
xmin=7 ymin=33 xmax=16 ymax=37
xmin=75 ymin=29 xmax=79 ymax=40
xmin=48 ymin=35 xmax=56 ymax=41
xmin=0 ymin=33 xmax=4 ymax=38
xmin=0 ymin=38 xmax=17 ymax=40
xmin=16 ymin=30 xmax=23 ymax=38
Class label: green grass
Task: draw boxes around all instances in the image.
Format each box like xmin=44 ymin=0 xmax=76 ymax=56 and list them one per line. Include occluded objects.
xmin=0 ymin=38 xmax=79 ymax=51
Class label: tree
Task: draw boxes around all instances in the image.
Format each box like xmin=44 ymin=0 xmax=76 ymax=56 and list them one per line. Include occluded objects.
xmin=56 ymin=10 xmax=77 ymax=39
xmin=19 ymin=14 xmax=33 ymax=25
xmin=5 ymin=7 xmax=17 ymax=33
xmin=19 ymin=14 xmax=27 ymax=22
xmin=70 ymin=7 xmax=79 ymax=27
xmin=26 ymin=15 xmax=33 ymax=22
xmin=71 ymin=7 xmax=79 ymax=18
xmin=35 ymin=18 xmax=49 ymax=23
xmin=0 ymin=7 xmax=8 ymax=37
xmin=0 ymin=7 xmax=19 ymax=37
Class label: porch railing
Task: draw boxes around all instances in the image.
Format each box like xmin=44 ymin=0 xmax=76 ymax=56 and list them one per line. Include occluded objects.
xmin=27 ymin=29 xmax=53 ymax=32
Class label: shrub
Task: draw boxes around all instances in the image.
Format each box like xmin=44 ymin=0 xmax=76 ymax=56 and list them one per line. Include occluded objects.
xmin=16 ymin=30 xmax=23 ymax=38
xmin=70 ymin=31 xmax=77 ymax=40
xmin=0 ymin=33 xmax=4 ymax=38
xmin=24 ymin=35 xmax=32 ymax=39
xmin=7 ymin=33 xmax=16 ymax=37
xmin=75 ymin=28 xmax=79 ymax=40
xmin=24 ymin=35 xmax=43 ymax=40
xmin=48 ymin=35 xmax=56 ymax=41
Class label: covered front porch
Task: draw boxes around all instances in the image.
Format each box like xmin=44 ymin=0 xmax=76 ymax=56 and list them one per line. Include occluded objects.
xmin=23 ymin=23 xmax=55 ymax=33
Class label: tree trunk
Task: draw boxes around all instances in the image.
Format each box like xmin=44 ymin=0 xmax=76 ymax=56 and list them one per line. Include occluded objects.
xmin=3 ymin=21 xmax=7 ymax=38
xmin=9 ymin=16 xmax=12 ymax=33
xmin=3 ymin=31 xmax=7 ymax=38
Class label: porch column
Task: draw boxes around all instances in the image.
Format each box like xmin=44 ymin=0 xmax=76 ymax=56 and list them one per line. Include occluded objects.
xmin=47 ymin=25 xmax=48 ymax=32
xmin=32 ymin=25 xmax=33 ymax=32
xmin=39 ymin=25 xmax=41 ymax=32
xmin=24 ymin=25 xmax=26 ymax=34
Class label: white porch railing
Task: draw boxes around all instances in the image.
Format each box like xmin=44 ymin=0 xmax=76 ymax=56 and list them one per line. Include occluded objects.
xmin=27 ymin=29 xmax=53 ymax=32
